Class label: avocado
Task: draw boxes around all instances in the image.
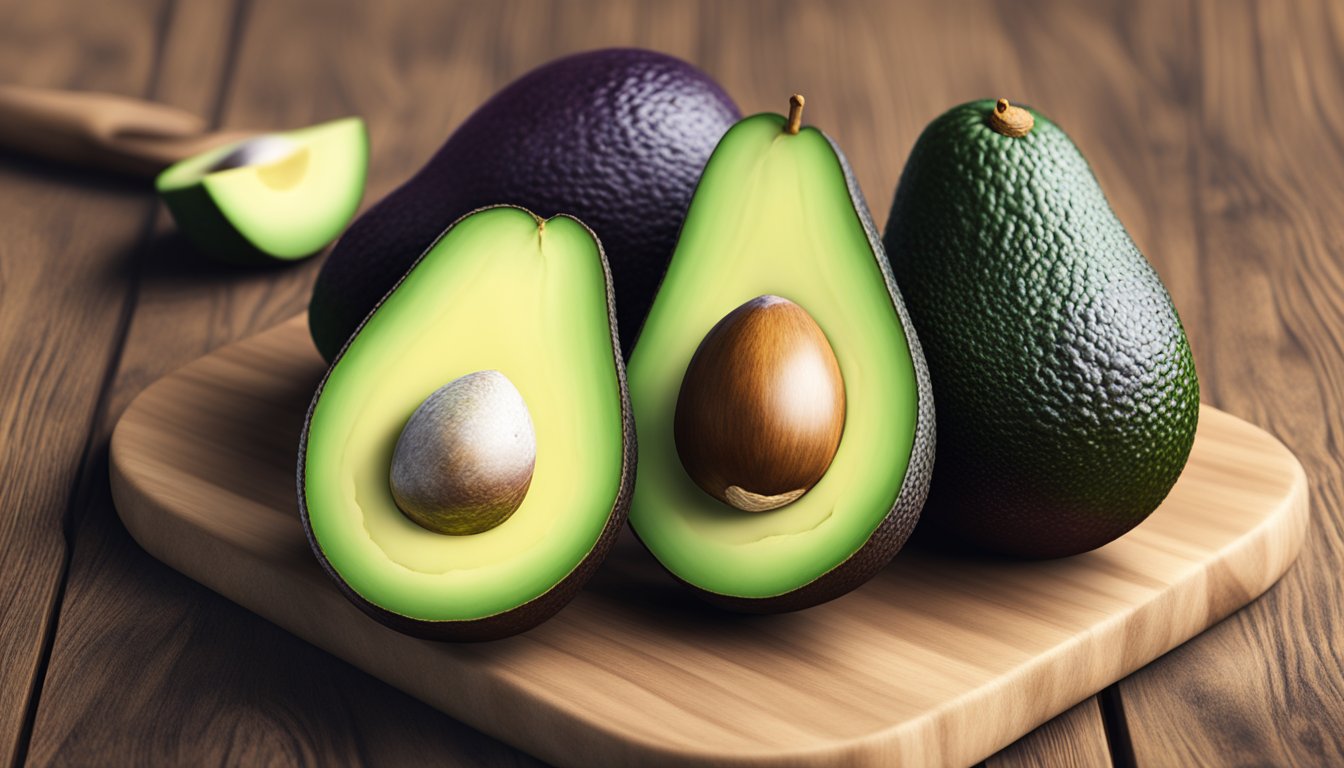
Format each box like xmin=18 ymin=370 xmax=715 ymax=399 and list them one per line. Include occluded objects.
xmin=308 ymin=49 xmax=740 ymax=363
xmin=626 ymin=97 xmax=935 ymax=612
xmin=882 ymin=99 xmax=1200 ymax=558
xmin=156 ymin=117 xmax=367 ymax=264
xmin=299 ymin=206 xmax=634 ymax=641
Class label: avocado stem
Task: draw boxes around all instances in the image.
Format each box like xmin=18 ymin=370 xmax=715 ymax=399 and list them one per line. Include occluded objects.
xmin=988 ymin=98 xmax=1034 ymax=138
xmin=785 ymin=94 xmax=805 ymax=135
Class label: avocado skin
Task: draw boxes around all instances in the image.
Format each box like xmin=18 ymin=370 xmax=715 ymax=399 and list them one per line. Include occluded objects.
xmin=883 ymin=100 xmax=1199 ymax=559
xmin=298 ymin=206 xmax=636 ymax=641
xmin=159 ymin=182 xmax=276 ymax=264
xmin=309 ymin=49 xmax=739 ymax=363
xmin=660 ymin=133 xmax=936 ymax=613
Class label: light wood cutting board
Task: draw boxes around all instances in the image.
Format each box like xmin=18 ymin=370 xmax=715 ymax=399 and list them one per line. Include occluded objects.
xmin=108 ymin=315 xmax=1309 ymax=768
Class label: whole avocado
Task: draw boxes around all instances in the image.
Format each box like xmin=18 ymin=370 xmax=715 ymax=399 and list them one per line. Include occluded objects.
xmin=883 ymin=99 xmax=1200 ymax=558
xmin=309 ymin=49 xmax=740 ymax=362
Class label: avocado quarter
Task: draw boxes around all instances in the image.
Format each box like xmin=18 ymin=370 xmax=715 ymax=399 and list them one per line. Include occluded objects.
xmin=627 ymin=99 xmax=935 ymax=612
xmin=156 ymin=117 xmax=367 ymax=264
xmin=299 ymin=206 xmax=634 ymax=640
xmin=883 ymin=99 xmax=1200 ymax=558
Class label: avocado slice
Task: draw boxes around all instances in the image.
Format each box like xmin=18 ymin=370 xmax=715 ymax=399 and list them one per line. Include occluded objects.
xmin=157 ymin=117 xmax=367 ymax=264
xmin=883 ymin=99 xmax=1200 ymax=558
xmin=299 ymin=206 xmax=634 ymax=640
xmin=626 ymin=98 xmax=935 ymax=612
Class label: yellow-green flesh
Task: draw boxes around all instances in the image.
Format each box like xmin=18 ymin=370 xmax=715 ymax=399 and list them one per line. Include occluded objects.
xmin=304 ymin=208 xmax=623 ymax=621
xmin=156 ymin=117 xmax=367 ymax=259
xmin=628 ymin=114 xmax=918 ymax=599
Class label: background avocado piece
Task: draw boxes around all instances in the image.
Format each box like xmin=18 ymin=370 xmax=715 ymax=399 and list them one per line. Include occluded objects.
xmin=307 ymin=48 xmax=740 ymax=363
xmin=299 ymin=206 xmax=634 ymax=641
xmin=156 ymin=117 xmax=367 ymax=264
xmin=882 ymin=99 xmax=1200 ymax=559
xmin=627 ymin=107 xmax=935 ymax=613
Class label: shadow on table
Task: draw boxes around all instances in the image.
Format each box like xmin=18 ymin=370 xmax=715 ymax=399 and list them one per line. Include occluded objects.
xmin=0 ymin=146 xmax=149 ymax=195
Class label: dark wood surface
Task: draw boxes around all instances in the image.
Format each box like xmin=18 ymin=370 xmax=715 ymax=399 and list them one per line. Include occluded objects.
xmin=1 ymin=0 xmax=1339 ymax=765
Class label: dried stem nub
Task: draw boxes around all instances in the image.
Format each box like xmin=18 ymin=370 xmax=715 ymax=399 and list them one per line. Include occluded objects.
xmin=987 ymin=97 xmax=1034 ymax=138
xmin=785 ymin=94 xmax=805 ymax=135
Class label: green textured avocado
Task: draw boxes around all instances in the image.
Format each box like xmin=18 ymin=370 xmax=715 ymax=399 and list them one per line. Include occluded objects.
xmin=883 ymin=99 xmax=1200 ymax=558
xmin=157 ymin=117 xmax=366 ymax=264
xmin=627 ymin=97 xmax=935 ymax=612
xmin=299 ymin=206 xmax=633 ymax=640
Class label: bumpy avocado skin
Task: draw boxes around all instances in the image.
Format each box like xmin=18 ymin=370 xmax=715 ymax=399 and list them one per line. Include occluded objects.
xmin=159 ymin=183 xmax=270 ymax=264
xmin=309 ymin=49 xmax=740 ymax=362
xmin=299 ymin=206 xmax=635 ymax=641
xmin=883 ymin=100 xmax=1199 ymax=559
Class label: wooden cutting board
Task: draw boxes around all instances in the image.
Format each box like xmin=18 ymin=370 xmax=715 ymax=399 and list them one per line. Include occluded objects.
xmin=109 ymin=315 xmax=1309 ymax=768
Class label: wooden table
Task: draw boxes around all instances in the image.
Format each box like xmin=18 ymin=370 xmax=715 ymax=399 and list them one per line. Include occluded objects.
xmin=2 ymin=1 xmax=1340 ymax=765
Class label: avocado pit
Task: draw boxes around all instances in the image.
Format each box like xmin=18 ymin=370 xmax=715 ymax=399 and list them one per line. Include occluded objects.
xmin=389 ymin=370 xmax=536 ymax=535
xmin=674 ymin=295 xmax=846 ymax=512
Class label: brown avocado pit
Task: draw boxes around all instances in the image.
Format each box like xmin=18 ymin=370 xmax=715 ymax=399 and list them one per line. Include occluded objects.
xmin=674 ymin=294 xmax=846 ymax=512
xmin=389 ymin=370 xmax=536 ymax=535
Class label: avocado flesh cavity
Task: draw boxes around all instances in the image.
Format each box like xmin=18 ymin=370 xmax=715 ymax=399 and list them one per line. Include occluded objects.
xmin=628 ymin=113 xmax=934 ymax=608
xmin=882 ymin=99 xmax=1199 ymax=558
xmin=157 ymin=116 xmax=367 ymax=263
xmin=301 ymin=207 xmax=631 ymax=637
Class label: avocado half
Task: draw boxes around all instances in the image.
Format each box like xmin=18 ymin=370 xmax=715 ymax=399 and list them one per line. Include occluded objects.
xmin=299 ymin=206 xmax=634 ymax=640
xmin=157 ymin=117 xmax=367 ymax=264
xmin=626 ymin=105 xmax=935 ymax=612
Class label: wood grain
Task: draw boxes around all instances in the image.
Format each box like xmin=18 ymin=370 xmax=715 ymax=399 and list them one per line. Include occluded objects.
xmin=10 ymin=1 xmax=1343 ymax=766
xmin=977 ymin=3 xmax=1205 ymax=763
xmin=24 ymin=1 xmax=542 ymax=765
xmin=986 ymin=699 xmax=1112 ymax=768
xmin=1113 ymin=1 xmax=1344 ymax=763
xmin=107 ymin=316 xmax=1306 ymax=767
xmin=0 ymin=0 xmax=168 ymax=762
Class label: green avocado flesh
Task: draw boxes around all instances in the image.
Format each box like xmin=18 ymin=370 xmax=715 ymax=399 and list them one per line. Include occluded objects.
xmin=302 ymin=207 xmax=625 ymax=624
xmin=157 ymin=117 xmax=367 ymax=263
xmin=628 ymin=114 xmax=920 ymax=601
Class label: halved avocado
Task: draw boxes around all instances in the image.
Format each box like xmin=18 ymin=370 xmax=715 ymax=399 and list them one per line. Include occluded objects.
xmin=626 ymin=102 xmax=935 ymax=612
xmin=299 ymin=206 xmax=634 ymax=641
xmin=157 ymin=117 xmax=367 ymax=264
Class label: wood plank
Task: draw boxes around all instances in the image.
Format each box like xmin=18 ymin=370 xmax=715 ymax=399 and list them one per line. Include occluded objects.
xmin=27 ymin=0 xmax=546 ymax=764
xmin=1115 ymin=1 xmax=1344 ymax=763
xmin=986 ymin=699 xmax=1112 ymax=768
xmin=0 ymin=0 xmax=169 ymax=762
xmin=951 ymin=3 xmax=1205 ymax=762
xmin=27 ymin=0 xmax=1338 ymax=764
xmin=816 ymin=0 xmax=1205 ymax=761
xmin=107 ymin=314 xmax=1309 ymax=767
xmin=16 ymin=1 xmax=1160 ymax=764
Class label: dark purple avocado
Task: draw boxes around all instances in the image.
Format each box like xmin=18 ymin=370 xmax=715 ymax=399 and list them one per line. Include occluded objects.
xmin=309 ymin=48 xmax=740 ymax=362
